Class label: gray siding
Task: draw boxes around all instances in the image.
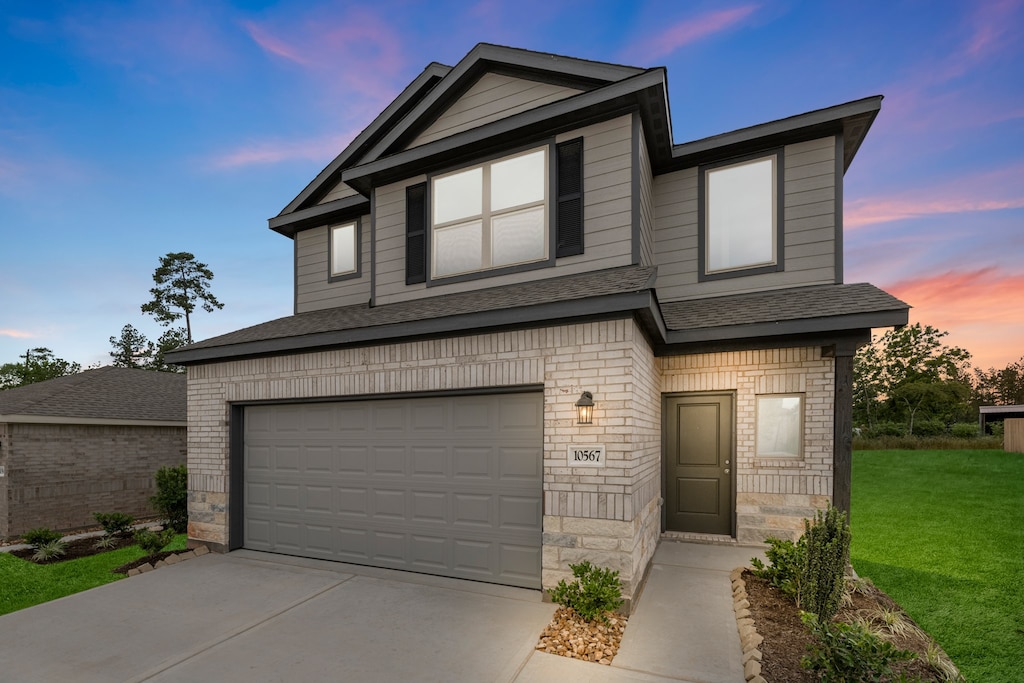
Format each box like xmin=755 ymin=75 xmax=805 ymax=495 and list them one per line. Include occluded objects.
xmin=295 ymin=219 xmax=372 ymax=313
xmin=317 ymin=181 xmax=361 ymax=205
xmin=636 ymin=120 xmax=655 ymax=266
xmin=653 ymin=136 xmax=837 ymax=301
xmin=374 ymin=115 xmax=634 ymax=306
xmin=408 ymin=73 xmax=582 ymax=148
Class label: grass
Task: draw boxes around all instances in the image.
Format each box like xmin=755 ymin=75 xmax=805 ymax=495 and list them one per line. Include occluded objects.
xmin=851 ymin=450 xmax=1024 ymax=682
xmin=0 ymin=534 xmax=187 ymax=617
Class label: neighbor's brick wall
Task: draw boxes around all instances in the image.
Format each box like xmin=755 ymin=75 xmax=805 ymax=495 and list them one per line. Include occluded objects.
xmin=186 ymin=318 xmax=662 ymax=602
xmin=661 ymin=346 xmax=835 ymax=543
xmin=1 ymin=423 xmax=186 ymax=539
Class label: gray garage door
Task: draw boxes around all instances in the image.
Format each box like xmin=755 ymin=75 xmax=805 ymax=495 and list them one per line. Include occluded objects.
xmin=243 ymin=393 xmax=543 ymax=588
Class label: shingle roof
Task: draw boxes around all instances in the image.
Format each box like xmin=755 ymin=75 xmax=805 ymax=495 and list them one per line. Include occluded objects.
xmin=0 ymin=366 xmax=186 ymax=423
xmin=661 ymin=283 xmax=909 ymax=331
xmin=176 ymin=265 xmax=657 ymax=353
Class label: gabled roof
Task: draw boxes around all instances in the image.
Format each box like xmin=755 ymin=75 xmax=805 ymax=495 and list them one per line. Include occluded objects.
xmin=0 ymin=366 xmax=186 ymax=425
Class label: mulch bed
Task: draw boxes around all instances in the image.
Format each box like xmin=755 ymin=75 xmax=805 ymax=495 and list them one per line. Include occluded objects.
xmin=743 ymin=570 xmax=957 ymax=682
xmin=9 ymin=535 xmax=137 ymax=564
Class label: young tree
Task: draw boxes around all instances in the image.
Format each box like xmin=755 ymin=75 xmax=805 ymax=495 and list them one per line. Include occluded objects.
xmin=109 ymin=324 xmax=153 ymax=369
xmin=0 ymin=347 xmax=81 ymax=389
xmin=853 ymin=323 xmax=973 ymax=430
xmin=140 ymin=252 xmax=223 ymax=344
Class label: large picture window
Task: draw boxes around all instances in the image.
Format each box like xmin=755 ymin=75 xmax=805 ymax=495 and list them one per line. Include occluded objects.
xmin=756 ymin=394 xmax=804 ymax=458
xmin=431 ymin=147 xmax=548 ymax=278
xmin=700 ymin=152 xmax=783 ymax=278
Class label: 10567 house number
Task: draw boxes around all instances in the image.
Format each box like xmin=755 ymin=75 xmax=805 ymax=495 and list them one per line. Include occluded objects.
xmin=567 ymin=444 xmax=606 ymax=468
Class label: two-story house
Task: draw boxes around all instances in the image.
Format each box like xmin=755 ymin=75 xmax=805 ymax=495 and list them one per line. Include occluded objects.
xmin=167 ymin=44 xmax=908 ymax=608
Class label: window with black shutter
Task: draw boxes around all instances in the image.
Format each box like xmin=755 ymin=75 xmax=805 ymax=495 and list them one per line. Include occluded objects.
xmin=555 ymin=138 xmax=584 ymax=258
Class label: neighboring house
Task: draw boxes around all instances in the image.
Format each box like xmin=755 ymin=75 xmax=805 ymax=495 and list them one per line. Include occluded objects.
xmin=167 ymin=44 xmax=909 ymax=606
xmin=0 ymin=366 xmax=186 ymax=539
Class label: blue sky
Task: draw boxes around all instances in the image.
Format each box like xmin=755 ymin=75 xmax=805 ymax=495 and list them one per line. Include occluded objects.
xmin=1 ymin=0 xmax=1022 ymax=370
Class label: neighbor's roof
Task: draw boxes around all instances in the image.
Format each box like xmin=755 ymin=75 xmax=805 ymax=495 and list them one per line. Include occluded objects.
xmin=0 ymin=366 xmax=186 ymax=425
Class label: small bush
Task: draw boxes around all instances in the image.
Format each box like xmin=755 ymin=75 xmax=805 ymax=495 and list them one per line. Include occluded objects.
xmin=867 ymin=421 xmax=906 ymax=437
xmin=950 ymin=423 xmax=978 ymax=438
xmin=802 ymin=506 xmax=851 ymax=621
xmin=853 ymin=434 xmax=1003 ymax=451
xmin=989 ymin=421 xmax=1005 ymax=438
xmin=22 ymin=527 xmax=62 ymax=548
xmin=94 ymin=534 xmax=120 ymax=550
xmin=801 ymin=612 xmax=915 ymax=682
xmin=134 ymin=527 xmax=176 ymax=556
xmin=31 ymin=539 xmax=67 ymax=562
xmin=93 ymin=511 xmax=135 ymax=536
xmin=150 ymin=464 xmax=188 ymax=533
xmin=912 ymin=418 xmax=947 ymax=437
xmin=547 ymin=560 xmax=624 ymax=623
xmin=751 ymin=536 xmax=807 ymax=603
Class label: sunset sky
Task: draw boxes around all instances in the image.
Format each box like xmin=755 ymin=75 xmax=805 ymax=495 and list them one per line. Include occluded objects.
xmin=1 ymin=1 xmax=1021 ymax=371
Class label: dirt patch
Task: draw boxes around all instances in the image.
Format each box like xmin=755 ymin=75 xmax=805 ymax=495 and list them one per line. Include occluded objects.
xmin=9 ymin=535 xmax=137 ymax=564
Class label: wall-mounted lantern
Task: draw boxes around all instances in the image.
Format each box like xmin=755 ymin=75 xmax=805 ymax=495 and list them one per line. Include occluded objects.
xmin=575 ymin=391 xmax=594 ymax=425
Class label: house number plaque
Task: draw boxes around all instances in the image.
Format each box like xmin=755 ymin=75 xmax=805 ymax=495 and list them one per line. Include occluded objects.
xmin=567 ymin=444 xmax=605 ymax=468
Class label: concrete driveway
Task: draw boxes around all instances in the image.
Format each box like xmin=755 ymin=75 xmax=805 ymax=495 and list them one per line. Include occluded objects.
xmin=0 ymin=543 xmax=762 ymax=682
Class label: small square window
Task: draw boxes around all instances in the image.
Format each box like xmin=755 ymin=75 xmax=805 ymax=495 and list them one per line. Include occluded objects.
xmin=330 ymin=221 xmax=359 ymax=279
xmin=756 ymin=394 xmax=803 ymax=458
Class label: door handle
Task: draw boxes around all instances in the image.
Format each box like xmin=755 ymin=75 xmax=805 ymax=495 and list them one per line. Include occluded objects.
xmin=724 ymin=468 xmax=730 ymax=474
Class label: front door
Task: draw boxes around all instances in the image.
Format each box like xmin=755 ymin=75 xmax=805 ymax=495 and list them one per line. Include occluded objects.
xmin=664 ymin=393 xmax=734 ymax=535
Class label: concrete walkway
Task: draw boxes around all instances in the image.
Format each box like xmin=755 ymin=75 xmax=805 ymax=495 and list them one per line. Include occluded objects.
xmin=0 ymin=541 xmax=765 ymax=682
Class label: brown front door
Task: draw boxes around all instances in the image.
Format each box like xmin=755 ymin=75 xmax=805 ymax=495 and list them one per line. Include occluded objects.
xmin=665 ymin=393 xmax=734 ymax=535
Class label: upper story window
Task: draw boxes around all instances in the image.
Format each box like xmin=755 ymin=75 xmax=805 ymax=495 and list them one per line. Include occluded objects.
xmin=329 ymin=220 xmax=360 ymax=281
xmin=431 ymin=147 xmax=548 ymax=279
xmin=698 ymin=151 xmax=784 ymax=280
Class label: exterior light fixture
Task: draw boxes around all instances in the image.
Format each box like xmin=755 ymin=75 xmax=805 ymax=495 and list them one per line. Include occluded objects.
xmin=575 ymin=391 xmax=594 ymax=425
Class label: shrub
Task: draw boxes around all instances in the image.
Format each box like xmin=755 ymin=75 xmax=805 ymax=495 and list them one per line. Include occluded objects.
xmin=22 ymin=527 xmax=62 ymax=548
xmin=868 ymin=421 xmax=906 ymax=437
xmin=547 ymin=560 xmax=624 ymax=623
xmin=751 ymin=536 xmax=807 ymax=603
xmin=150 ymin=465 xmax=188 ymax=533
xmin=802 ymin=506 xmax=851 ymax=621
xmin=950 ymin=423 xmax=978 ymax=438
xmin=134 ymin=527 xmax=176 ymax=556
xmin=912 ymin=418 xmax=947 ymax=437
xmin=94 ymin=534 xmax=119 ymax=550
xmin=31 ymin=539 xmax=67 ymax=562
xmin=801 ymin=612 xmax=915 ymax=682
xmin=93 ymin=511 xmax=135 ymax=536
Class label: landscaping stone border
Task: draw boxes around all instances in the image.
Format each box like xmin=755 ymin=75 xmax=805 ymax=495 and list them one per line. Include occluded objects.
xmin=731 ymin=566 xmax=767 ymax=683
xmin=125 ymin=544 xmax=209 ymax=576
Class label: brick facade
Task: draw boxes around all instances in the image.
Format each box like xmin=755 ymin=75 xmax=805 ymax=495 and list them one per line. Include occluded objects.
xmin=0 ymin=423 xmax=187 ymax=539
xmin=186 ymin=321 xmax=835 ymax=603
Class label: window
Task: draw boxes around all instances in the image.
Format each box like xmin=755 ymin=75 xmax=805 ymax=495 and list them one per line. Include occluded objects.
xmin=431 ymin=147 xmax=548 ymax=278
xmin=700 ymin=152 xmax=783 ymax=278
xmin=756 ymin=394 xmax=804 ymax=458
xmin=329 ymin=220 xmax=359 ymax=279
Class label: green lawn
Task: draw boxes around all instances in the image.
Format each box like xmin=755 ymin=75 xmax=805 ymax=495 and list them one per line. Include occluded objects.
xmin=0 ymin=534 xmax=186 ymax=617
xmin=851 ymin=450 xmax=1024 ymax=683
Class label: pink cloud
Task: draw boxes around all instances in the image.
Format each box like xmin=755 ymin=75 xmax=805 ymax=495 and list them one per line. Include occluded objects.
xmin=885 ymin=267 xmax=1024 ymax=368
xmin=241 ymin=21 xmax=313 ymax=66
xmin=846 ymin=165 xmax=1024 ymax=228
xmin=622 ymin=5 xmax=759 ymax=63
xmin=206 ymin=131 xmax=360 ymax=170
xmin=0 ymin=329 xmax=34 ymax=339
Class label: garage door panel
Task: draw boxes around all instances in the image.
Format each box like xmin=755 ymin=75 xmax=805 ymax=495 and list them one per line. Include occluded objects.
xmin=244 ymin=392 xmax=542 ymax=589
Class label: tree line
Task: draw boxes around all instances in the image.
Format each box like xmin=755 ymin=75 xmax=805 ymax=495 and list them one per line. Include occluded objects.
xmin=0 ymin=252 xmax=221 ymax=389
xmin=854 ymin=323 xmax=1024 ymax=436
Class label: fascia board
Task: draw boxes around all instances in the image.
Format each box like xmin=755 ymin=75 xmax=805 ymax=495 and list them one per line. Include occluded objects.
xmin=342 ymin=69 xmax=667 ymax=192
xmin=269 ymin=195 xmax=371 ymax=237
xmin=362 ymin=44 xmax=646 ymax=163
xmin=664 ymin=307 xmax=908 ymax=345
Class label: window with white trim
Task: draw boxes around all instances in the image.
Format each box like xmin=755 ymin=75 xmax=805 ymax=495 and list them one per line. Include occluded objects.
xmin=431 ymin=147 xmax=548 ymax=278
xmin=756 ymin=394 xmax=804 ymax=458
xmin=703 ymin=154 xmax=779 ymax=275
xmin=330 ymin=221 xmax=358 ymax=278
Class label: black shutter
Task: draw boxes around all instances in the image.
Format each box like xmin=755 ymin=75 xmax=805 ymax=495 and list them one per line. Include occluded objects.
xmin=555 ymin=138 xmax=584 ymax=258
xmin=406 ymin=182 xmax=427 ymax=284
